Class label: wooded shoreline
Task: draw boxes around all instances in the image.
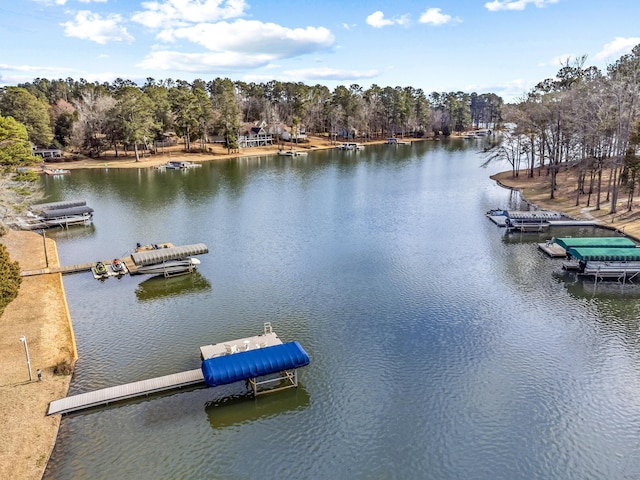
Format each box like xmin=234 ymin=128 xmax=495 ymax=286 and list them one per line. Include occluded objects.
xmin=492 ymin=168 xmax=640 ymax=241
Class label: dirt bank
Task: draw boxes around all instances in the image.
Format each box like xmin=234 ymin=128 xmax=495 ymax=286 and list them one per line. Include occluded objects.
xmin=0 ymin=231 xmax=77 ymax=480
xmin=492 ymin=168 xmax=640 ymax=240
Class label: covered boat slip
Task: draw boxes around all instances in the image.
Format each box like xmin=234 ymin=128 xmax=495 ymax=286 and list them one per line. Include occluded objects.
xmin=47 ymin=325 xmax=310 ymax=415
xmin=540 ymin=236 xmax=638 ymax=258
xmin=201 ymin=342 xmax=310 ymax=395
xmin=555 ymin=237 xmax=637 ymax=250
xmin=30 ymin=200 xmax=86 ymax=211
xmin=566 ymin=247 xmax=640 ymax=262
xmin=130 ymin=243 xmax=208 ymax=266
xmin=41 ymin=205 xmax=94 ymax=219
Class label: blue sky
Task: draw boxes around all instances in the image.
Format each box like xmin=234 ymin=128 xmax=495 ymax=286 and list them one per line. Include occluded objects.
xmin=1 ymin=0 xmax=639 ymax=102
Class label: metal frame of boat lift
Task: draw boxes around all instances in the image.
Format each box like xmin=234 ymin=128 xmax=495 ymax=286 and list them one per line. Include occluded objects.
xmin=250 ymin=322 xmax=300 ymax=396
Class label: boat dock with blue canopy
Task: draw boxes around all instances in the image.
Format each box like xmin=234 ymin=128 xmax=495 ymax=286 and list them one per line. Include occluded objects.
xmin=202 ymin=341 xmax=310 ymax=395
xmin=47 ymin=324 xmax=309 ymax=415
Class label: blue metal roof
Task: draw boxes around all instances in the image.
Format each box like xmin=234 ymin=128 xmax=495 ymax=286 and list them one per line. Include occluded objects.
xmin=201 ymin=342 xmax=310 ymax=388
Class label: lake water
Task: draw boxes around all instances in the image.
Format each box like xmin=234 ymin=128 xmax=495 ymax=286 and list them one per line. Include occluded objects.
xmin=43 ymin=139 xmax=640 ymax=479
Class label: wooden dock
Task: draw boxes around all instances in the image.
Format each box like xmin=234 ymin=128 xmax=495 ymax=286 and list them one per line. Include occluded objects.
xmin=21 ymin=261 xmax=124 ymax=277
xmin=47 ymin=368 xmax=205 ymax=415
xmin=537 ymin=242 xmax=567 ymax=257
xmin=19 ymin=243 xmax=176 ymax=277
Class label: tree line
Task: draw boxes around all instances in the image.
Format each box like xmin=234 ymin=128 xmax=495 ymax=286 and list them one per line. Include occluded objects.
xmin=486 ymin=44 xmax=640 ymax=216
xmin=0 ymin=77 xmax=503 ymax=162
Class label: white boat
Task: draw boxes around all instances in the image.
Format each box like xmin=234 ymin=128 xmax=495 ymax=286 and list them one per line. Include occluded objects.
xmin=160 ymin=161 xmax=202 ymax=170
xmin=135 ymin=258 xmax=201 ymax=276
xmin=337 ymin=142 xmax=364 ymax=150
xmin=387 ymin=138 xmax=410 ymax=145
xmin=277 ymin=149 xmax=308 ymax=156
xmin=130 ymin=243 xmax=208 ymax=277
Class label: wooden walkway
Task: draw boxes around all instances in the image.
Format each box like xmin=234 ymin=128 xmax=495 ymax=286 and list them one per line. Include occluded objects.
xmin=47 ymin=368 xmax=205 ymax=415
xmin=21 ymin=262 xmax=95 ymax=277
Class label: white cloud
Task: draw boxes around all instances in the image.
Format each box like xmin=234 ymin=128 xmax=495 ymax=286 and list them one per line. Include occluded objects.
xmin=465 ymin=79 xmax=534 ymax=102
xmin=137 ymin=50 xmax=275 ymax=72
xmin=163 ymin=20 xmax=334 ymax=58
xmin=61 ymin=11 xmax=134 ymax=44
xmin=485 ymin=0 xmax=558 ymax=12
xmin=283 ymin=67 xmax=380 ymax=81
xmin=32 ymin=0 xmax=67 ymax=5
xmin=366 ymin=11 xmax=409 ymax=28
xmin=0 ymin=63 xmax=73 ymax=73
xmin=419 ymin=8 xmax=456 ymax=26
xmin=595 ymin=37 xmax=640 ymax=61
xmin=243 ymin=67 xmax=380 ymax=84
xmin=132 ymin=0 xmax=248 ymax=29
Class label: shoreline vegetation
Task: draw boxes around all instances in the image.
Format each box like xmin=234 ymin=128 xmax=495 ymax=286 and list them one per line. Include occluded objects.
xmin=40 ymin=134 xmax=406 ymax=170
xmin=3 ymin=135 xmax=640 ymax=479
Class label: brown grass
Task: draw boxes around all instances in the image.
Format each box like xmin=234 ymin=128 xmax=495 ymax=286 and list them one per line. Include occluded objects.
xmin=492 ymin=166 xmax=640 ymax=240
xmin=0 ymin=230 xmax=77 ymax=480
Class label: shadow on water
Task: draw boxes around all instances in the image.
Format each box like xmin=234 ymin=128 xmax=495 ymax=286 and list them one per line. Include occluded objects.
xmin=205 ymin=385 xmax=310 ymax=429
xmin=134 ymin=271 xmax=211 ymax=302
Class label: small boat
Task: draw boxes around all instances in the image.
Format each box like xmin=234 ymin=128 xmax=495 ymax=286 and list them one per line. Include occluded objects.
xmin=111 ymin=259 xmax=125 ymax=273
xmin=387 ymin=138 xmax=410 ymax=145
xmin=42 ymin=168 xmax=70 ymax=176
xmin=277 ymin=149 xmax=308 ymax=156
xmin=135 ymin=258 xmax=201 ymax=277
xmin=337 ymin=142 xmax=364 ymax=151
xmin=159 ymin=161 xmax=202 ymax=170
xmin=94 ymin=261 xmax=108 ymax=276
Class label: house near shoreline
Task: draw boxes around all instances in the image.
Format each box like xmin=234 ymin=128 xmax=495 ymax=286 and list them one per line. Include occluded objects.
xmin=32 ymin=144 xmax=62 ymax=159
xmin=238 ymin=121 xmax=273 ymax=148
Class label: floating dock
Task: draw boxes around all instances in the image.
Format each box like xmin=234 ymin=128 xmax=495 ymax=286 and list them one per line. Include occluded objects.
xmin=538 ymin=242 xmax=567 ymax=257
xmin=20 ymin=242 xmax=207 ymax=278
xmin=47 ymin=324 xmax=309 ymax=415
xmin=487 ymin=210 xmax=598 ymax=230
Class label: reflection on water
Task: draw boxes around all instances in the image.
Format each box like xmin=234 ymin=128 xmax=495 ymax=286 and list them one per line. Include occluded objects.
xmin=134 ymin=271 xmax=211 ymax=301
xmin=557 ymin=270 xmax=640 ymax=299
xmin=205 ymin=385 xmax=310 ymax=429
